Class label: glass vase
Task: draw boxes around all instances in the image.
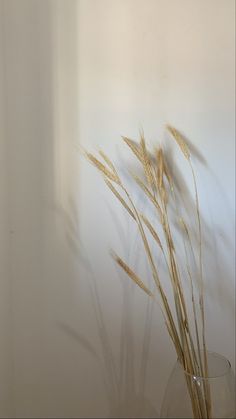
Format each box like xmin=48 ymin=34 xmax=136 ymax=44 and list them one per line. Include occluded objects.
xmin=160 ymin=351 xmax=235 ymax=418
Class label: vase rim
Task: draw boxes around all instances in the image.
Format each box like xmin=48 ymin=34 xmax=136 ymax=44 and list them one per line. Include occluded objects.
xmin=178 ymin=350 xmax=232 ymax=380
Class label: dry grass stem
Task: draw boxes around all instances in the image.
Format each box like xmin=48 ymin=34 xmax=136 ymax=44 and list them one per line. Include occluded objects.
xmin=111 ymin=251 xmax=153 ymax=297
xmin=166 ymin=125 xmax=190 ymax=160
xmin=131 ymin=173 xmax=162 ymax=217
xmin=140 ymin=134 xmax=156 ymax=189
xmin=140 ymin=214 xmax=163 ymax=250
xmin=122 ymin=136 xmax=144 ymax=163
xmin=104 ymin=178 xmax=136 ymax=221
xmin=99 ymin=150 xmax=118 ymax=173
xmin=85 ymin=152 xmax=120 ymax=184
xmin=86 ymin=126 xmax=212 ymax=418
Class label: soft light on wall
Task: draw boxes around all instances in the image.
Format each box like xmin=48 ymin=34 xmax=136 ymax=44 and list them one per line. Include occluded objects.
xmin=78 ymin=0 xmax=235 ymax=416
xmin=0 ymin=0 xmax=234 ymax=418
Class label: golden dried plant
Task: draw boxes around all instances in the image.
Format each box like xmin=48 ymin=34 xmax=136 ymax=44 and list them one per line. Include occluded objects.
xmin=85 ymin=126 xmax=212 ymax=418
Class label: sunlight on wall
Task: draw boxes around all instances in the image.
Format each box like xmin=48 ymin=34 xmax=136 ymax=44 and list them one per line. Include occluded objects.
xmin=0 ymin=0 xmax=234 ymax=418
xmin=52 ymin=0 xmax=80 ymax=213
xmin=78 ymin=0 xmax=235 ymax=416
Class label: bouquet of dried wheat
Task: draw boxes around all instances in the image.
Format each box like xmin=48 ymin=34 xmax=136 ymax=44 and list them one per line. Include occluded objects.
xmin=85 ymin=126 xmax=212 ymax=418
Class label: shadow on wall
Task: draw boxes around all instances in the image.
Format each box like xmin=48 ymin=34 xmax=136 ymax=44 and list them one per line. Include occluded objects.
xmin=2 ymin=0 xmax=233 ymax=416
xmin=57 ymin=129 xmax=234 ymax=418
xmin=56 ymin=194 xmax=158 ymax=418
xmin=163 ymin=130 xmax=234 ymax=322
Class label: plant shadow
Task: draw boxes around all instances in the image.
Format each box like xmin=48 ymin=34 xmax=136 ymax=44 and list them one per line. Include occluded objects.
xmin=56 ymin=193 xmax=159 ymax=417
xmin=56 ymin=129 xmax=234 ymax=416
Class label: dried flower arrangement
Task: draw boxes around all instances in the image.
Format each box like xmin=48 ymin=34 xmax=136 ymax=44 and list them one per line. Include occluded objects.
xmin=85 ymin=126 xmax=212 ymax=418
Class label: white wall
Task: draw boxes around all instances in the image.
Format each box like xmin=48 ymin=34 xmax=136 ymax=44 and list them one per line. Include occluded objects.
xmin=0 ymin=2 xmax=13 ymax=416
xmin=78 ymin=0 xmax=235 ymax=416
xmin=1 ymin=1 xmax=87 ymax=417
xmin=0 ymin=0 xmax=235 ymax=417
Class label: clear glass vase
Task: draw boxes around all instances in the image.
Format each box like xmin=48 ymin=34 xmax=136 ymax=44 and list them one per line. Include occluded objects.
xmin=160 ymin=351 xmax=236 ymax=418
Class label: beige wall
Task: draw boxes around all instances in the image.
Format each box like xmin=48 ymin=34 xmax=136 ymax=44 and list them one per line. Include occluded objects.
xmin=0 ymin=1 xmax=13 ymax=416
xmin=78 ymin=0 xmax=235 ymax=416
xmin=0 ymin=0 xmax=235 ymax=417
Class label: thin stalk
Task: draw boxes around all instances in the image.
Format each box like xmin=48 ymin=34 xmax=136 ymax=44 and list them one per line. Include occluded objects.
xmin=157 ymin=174 xmax=208 ymax=418
xmin=86 ymin=130 xmax=213 ymax=418
xmin=120 ymin=184 xmax=184 ymax=360
xmin=190 ymin=161 xmax=212 ymax=418
xmin=157 ymin=183 xmax=193 ymax=370
xmin=182 ymin=230 xmax=203 ymax=377
xmin=166 ymin=166 xmax=202 ymax=371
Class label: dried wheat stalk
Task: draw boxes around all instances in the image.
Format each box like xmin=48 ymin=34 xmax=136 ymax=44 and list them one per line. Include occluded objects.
xmin=85 ymin=126 xmax=212 ymax=418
